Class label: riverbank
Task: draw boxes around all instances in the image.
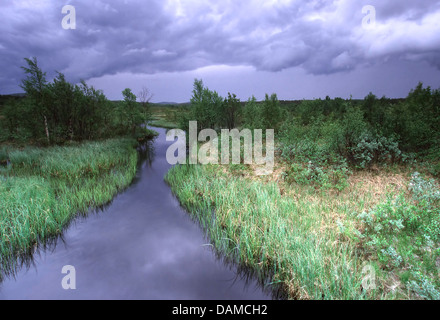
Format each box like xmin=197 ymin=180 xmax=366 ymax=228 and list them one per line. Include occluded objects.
xmin=0 ymin=135 xmax=156 ymax=276
xmin=0 ymin=127 xmax=272 ymax=300
xmin=165 ymin=161 xmax=440 ymax=300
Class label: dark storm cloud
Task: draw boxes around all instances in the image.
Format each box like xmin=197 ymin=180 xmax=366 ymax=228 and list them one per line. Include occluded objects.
xmin=1 ymin=0 xmax=439 ymax=94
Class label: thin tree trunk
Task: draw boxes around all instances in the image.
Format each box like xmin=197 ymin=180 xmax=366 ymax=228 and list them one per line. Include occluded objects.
xmin=44 ymin=115 xmax=50 ymax=144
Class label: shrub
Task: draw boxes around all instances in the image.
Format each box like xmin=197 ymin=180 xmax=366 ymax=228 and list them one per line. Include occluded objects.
xmin=406 ymin=271 xmax=440 ymax=300
xmin=348 ymin=172 xmax=440 ymax=298
xmin=350 ymin=132 xmax=404 ymax=169
xmin=260 ymin=93 xmax=283 ymax=130
xmin=284 ymin=159 xmax=349 ymax=191
xmin=409 ymin=172 xmax=440 ymax=205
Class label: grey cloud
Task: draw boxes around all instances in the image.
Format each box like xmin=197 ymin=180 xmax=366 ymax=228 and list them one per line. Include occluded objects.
xmin=1 ymin=0 xmax=439 ymax=94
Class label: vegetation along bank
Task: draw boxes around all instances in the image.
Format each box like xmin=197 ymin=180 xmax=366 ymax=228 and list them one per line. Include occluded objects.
xmin=0 ymin=58 xmax=157 ymax=277
xmin=165 ymin=79 xmax=440 ymax=300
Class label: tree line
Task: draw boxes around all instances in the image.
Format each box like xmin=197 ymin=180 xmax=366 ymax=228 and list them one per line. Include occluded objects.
xmin=178 ymin=79 xmax=284 ymax=133
xmin=178 ymin=78 xmax=440 ymax=172
xmin=1 ymin=57 xmax=151 ymax=145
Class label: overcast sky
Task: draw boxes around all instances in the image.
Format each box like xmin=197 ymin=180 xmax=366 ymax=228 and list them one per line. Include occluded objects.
xmin=1 ymin=0 xmax=439 ymax=102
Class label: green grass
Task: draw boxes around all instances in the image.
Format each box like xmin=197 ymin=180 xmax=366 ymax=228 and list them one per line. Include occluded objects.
xmin=0 ymin=138 xmax=140 ymax=274
xmin=149 ymin=119 xmax=179 ymax=129
xmin=165 ymin=160 xmax=440 ymax=299
xmin=149 ymin=105 xmax=182 ymax=129
xmin=165 ymin=163 xmax=371 ymax=299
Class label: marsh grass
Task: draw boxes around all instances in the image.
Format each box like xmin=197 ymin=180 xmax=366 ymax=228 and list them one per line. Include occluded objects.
xmin=165 ymin=164 xmax=377 ymax=299
xmin=0 ymin=138 xmax=139 ymax=274
xmin=164 ymin=159 xmax=432 ymax=299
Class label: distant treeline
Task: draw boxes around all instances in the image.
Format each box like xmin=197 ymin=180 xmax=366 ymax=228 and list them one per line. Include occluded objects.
xmin=287 ymin=85 xmax=439 ymax=158
xmin=0 ymin=57 xmax=152 ymax=145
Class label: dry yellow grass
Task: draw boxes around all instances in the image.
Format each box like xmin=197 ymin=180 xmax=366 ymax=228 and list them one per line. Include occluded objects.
xmin=223 ymin=159 xmax=414 ymax=260
xmin=231 ymin=158 xmax=411 ymax=218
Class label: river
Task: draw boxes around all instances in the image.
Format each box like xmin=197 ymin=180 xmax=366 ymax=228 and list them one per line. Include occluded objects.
xmin=0 ymin=127 xmax=272 ymax=300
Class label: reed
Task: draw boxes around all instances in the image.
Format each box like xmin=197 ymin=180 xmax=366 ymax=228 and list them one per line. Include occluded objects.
xmin=0 ymin=138 xmax=139 ymax=273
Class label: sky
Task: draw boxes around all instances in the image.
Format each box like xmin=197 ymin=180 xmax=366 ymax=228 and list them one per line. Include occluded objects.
xmin=0 ymin=0 xmax=439 ymax=102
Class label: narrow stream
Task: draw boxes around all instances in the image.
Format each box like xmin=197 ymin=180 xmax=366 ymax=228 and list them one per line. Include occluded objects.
xmin=0 ymin=127 xmax=272 ymax=300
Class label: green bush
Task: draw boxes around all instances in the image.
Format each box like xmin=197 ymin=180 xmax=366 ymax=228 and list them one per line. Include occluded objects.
xmin=348 ymin=172 xmax=440 ymax=299
xmin=284 ymin=159 xmax=349 ymax=191
xmin=429 ymin=162 xmax=440 ymax=177
xmin=406 ymin=271 xmax=440 ymax=300
xmin=350 ymin=132 xmax=404 ymax=169
xmin=260 ymin=93 xmax=284 ymax=130
xmin=241 ymin=93 xmax=284 ymax=131
xmin=390 ymin=83 xmax=440 ymax=154
xmin=409 ymin=172 xmax=440 ymax=206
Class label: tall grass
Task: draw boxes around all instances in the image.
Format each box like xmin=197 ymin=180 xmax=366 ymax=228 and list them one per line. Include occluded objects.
xmin=165 ymin=164 xmax=374 ymax=299
xmin=0 ymin=138 xmax=139 ymax=275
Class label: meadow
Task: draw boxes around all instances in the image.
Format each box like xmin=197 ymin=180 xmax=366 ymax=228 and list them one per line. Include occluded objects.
xmin=164 ymin=79 xmax=440 ymax=299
